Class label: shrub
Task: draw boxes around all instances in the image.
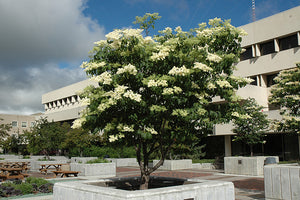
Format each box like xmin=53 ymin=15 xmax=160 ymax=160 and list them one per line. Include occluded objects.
xmin=14 ymin=183 xmax=33 ymax=195
xmin=25 ymin=177 xmax=49 ymax=187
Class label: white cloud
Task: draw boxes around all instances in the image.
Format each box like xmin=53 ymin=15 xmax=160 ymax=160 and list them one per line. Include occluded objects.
xmin=0 ymin=0 xmax=105 ymax=115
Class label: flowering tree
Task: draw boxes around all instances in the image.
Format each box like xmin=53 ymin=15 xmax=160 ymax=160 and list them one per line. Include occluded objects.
xmin=73 ymin=14 xmax=250 ymax=189
xmin=232 ymin=98 xmax=269 ymax=156
xmin=269 ymin=63 xmax=300 ymax=134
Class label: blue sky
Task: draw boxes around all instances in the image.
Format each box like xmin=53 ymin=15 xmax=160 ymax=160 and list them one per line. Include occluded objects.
xmin=84 ymin=0 xmax=300 ymax=34
xmin=0 ymin=0 xmax=299 ymax=115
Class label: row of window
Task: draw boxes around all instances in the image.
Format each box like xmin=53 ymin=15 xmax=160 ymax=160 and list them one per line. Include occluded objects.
xmin=45 ymin=95 xmax=80 ymax=111
xmin=11 ymin=121 xmax=35 ymax=128
xmin=241 ymin=33 xmax=299 ymax=61
xmin=249 ymin=73 xmax=279 ymax=87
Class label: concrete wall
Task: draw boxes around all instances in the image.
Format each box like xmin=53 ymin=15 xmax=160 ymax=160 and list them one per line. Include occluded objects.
xmin=153 ymin=159 xmax=192 ymax=170
xmin=264 ymin=164 xmax=300 ymax=200
xmin=70 ymin=163 xmax=116 ymax=177
xmin=106 ymin=158 xmax=138 ymax=167
xmin=70 ymin=157 xmax=98 ymax=164
xmin=53 ymin=178 xmax=235 ymax=200
xmin=224 ymin=156 xmax=279 ymax=176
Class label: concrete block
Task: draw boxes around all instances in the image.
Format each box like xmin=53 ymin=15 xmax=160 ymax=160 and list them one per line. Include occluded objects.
xmin=224 ymin=156 xmax=279 ymax=176
xmin=153 ymin=159 xmax=192 ymax=170
xmin=53 ymin=178 xmax=235 ymax=200
xmin=264 ymin=164 xmax=300 ymax=200
xmin=70 ymin=163 xmax=116 ymax=177
xmin=106 ymin=158 xmax=139 ymax=167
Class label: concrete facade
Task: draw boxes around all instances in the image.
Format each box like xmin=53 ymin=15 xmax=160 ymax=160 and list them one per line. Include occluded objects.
xmin=264 ymin=164 xmax=300 ymax=200
xmin=0 ymin=113 xmax=41 ymax=135
xmin=70 ymin=163 xmax=116 ymax=177
xmin=153 ymin=159 xmax=193 ymax=170
xmin=42 ymin=79 xmax=98 ymax=122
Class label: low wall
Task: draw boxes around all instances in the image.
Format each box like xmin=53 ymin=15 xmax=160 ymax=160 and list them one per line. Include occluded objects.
xmin=70 ymin=163 xmax=116 ymax=177
xmin=224 ymin=156 xmax=279 ymax=176
xmin=264 ymin=164 xmax=300 ymax=200
xmin=54 ymin=178 xmax=234 ymax=200
xmin=192 ymin=163 xmax=216 ymax=169
xmin=70 ymin=157 xmax=98 ymax=163
xmin=153 ymin=159 xmax=192 ymax=170
xmin=106 ymin=158 xmax=138 ymax=167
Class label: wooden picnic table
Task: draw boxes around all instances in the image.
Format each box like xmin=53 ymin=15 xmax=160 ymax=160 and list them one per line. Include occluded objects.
xmin=0 ymin=162 xmax=30 ymax=172
xmin=52 ymin=170 xmax=80 ymax=178
xmin=39 ymin=163 xmax=67 ymax=175
xmin=0 ymin=167 xmax=28 ymax=181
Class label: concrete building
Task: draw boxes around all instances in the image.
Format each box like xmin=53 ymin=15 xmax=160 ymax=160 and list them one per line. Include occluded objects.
xmin=0 ymin=113 xmax=41 ymax=135
xmin=41 ymin=6 xmax=300 ymax=160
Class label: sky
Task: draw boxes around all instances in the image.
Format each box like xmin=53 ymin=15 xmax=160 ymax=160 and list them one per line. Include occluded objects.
xmin=0 ymin=0 xmax=299 ymax=115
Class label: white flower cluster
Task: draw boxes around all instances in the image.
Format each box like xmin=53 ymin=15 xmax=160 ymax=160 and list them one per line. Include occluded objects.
xmin=145 ymin=127 xmax=158 ymax=135
xmin=81 ymin=61 xmax=106 ymax=71
xmin=162 ymin=86 xmax=182 ymax=95
xmin=207 ymin=52 xmax=222 ymax=63
xmin=147 ymin=79 xmax=168 ymax=87
xmin=196 ymin=29 xmax=213 ymax=37
xmin=143 ymin=36 xmax=154 ymax=44
xmin=172 ymin=109 xmax=189 ymax=117
xmin=116 ymin=64 xmax=137 ymax=75
xmin=90 ymin=72 xmax=112 ymax=85
xmin=216 ymin=80 xmax=232 ymax=88
xmin=150 ymin=45 xmax=170 ymax=61
xmin=123 ymin=90 xmax=142 ymax=102
xmin=117 ymin=124 xmax=135 ymax=132
xmin=109 ymin=134 xmax=125 ymax=142
xmin=80 ymin=97 xmax=90 ymax=106
xmin=231 ymin=112 xmax=252 ymax=119
xmin=71 ymin=117 xmax=86 ymax=129
xmin=161 ymin=27 xmax=172 ymax=34
xmin=122 ymin=29 xmax=143 ymax=38
xmin=193 ymin=62 xmax=213 ymax=72
xmin=207 ymin=82 xmax=216 ymax=89
xmin=168 ymin=65 xmax=190 ymax=76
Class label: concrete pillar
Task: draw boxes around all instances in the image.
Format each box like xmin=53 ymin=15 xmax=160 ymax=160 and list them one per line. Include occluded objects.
xmin=225 ymin=135 xmax=232 ymax=157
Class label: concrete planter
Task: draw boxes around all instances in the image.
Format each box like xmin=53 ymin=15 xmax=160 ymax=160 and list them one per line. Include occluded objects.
xmin=54 ymin=178 xmax=235 ymax=200
xmin=153 ymin=159 xmax=192 ymax=170
xmin=224 ymin=156 xmax=279 ymax=176
xmin=192 ymin=163 xmax=216 ymax=170
xmin=106 ymin=158 xmax=138 ymax=167
xmin=70 ymin=157 xmax=98 ymax=163
xmin=70 ymin=163 xmax=116 ymax=177
xmin=264 ymin=164 xmax=300 ymax=200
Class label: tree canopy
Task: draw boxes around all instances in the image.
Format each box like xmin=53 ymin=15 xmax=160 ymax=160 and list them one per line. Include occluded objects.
xmin=73 ymin=14 xmax=250 ymax=189
xmin=232 ymin=98 xmax=269 ymax=156
xmin=269 ymin=63 xmax=300 ymax=134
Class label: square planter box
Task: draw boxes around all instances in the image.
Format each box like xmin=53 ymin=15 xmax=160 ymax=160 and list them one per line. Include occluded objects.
xmin=153 ymin=159 xmax=192 ymax=170
xmin=106 ymin=158 xmax=139 ymax=167
xmin=224 ymin=156 xmax=279 ymax=176
xmin=70 ymin=163 xmax=116 ymax=177
xmin=53 ymin=178 xmax=235 ymax=200
xmin=264 ymin=164 xmax=300 ymax=200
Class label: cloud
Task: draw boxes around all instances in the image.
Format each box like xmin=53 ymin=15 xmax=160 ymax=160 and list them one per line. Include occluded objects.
xmin=0 ymin=0 xmax=105 ymax=115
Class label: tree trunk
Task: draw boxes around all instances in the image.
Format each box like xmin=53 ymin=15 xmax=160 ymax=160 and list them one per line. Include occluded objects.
xmin=250 ymin=145 xmax=253 ymax=157
xmin=140 ymin=173 xmax=150 ymax=190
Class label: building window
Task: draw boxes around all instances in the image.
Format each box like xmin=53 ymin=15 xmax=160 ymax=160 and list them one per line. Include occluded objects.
xmin=279 ymin=34 xmax=298 ymax=51
xmin=30 ymin=122 xmax=35 ymax=127
xmin=249 ymin=76 xmax=257 ymax=86
xmin=260 ymin=41 xmax=275 ymax=56
xmin=12 ymin=121 xmax=18 ymax=127
xmin=21 ymin=122 xmax=27 ymax=128
xmin=267 ymin=73 xmax=279 ymax=87
xmin=240 ymin=46 xmax=253 ymax=61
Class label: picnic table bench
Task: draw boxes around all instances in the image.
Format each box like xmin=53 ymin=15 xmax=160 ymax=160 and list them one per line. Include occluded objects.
xmin=52 ymin=170 xmax=80 ymax=178
xmin=39 ymin=163 xmax=68 ymax=175
xmin=0 ymin=167 xmax=29 ymax=181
